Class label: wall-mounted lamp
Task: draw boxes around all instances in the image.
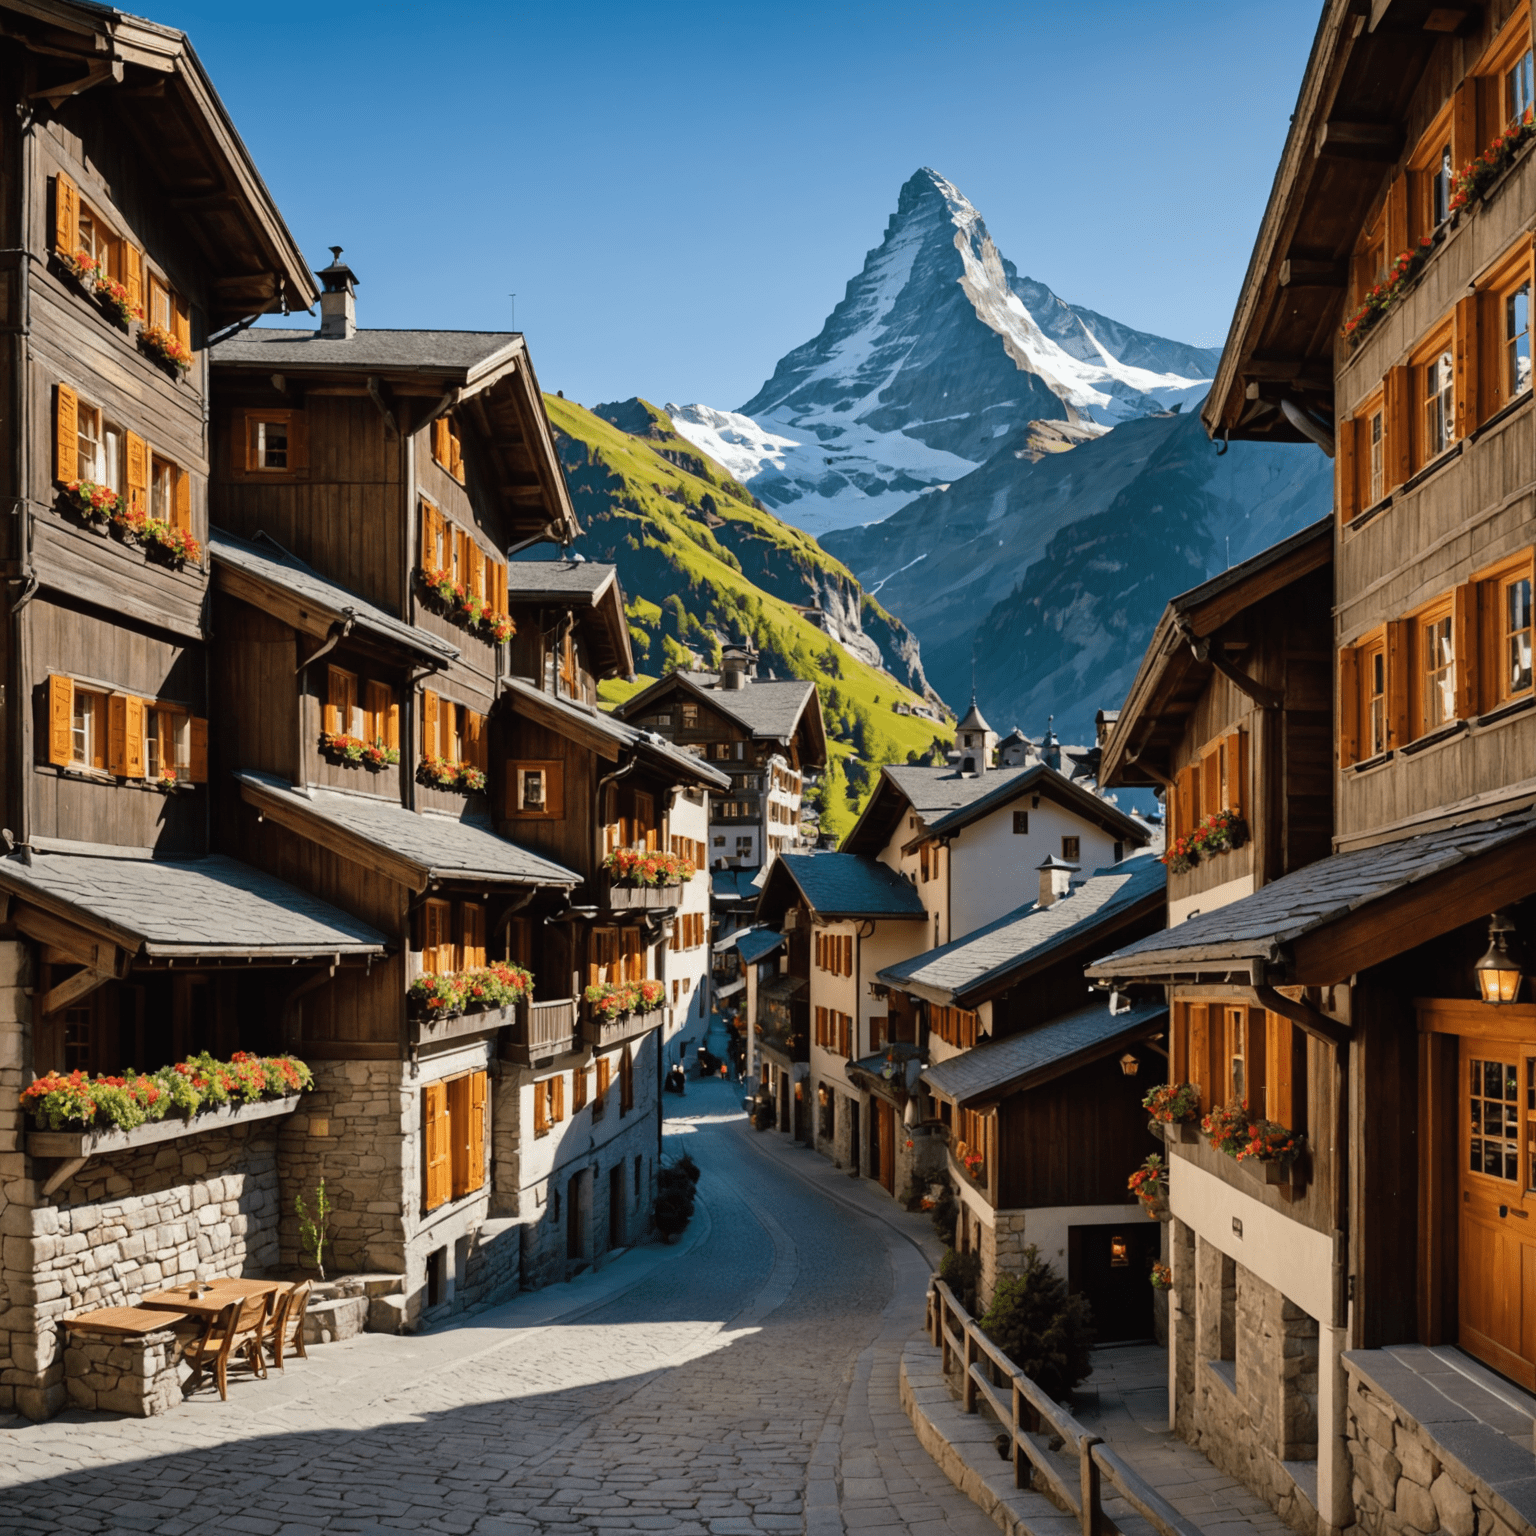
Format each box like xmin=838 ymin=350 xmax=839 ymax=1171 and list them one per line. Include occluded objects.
xmin=1474 ymin=910 xmax=1524 ymax=1005
xmin=1119 ymin=1052 xmax=1140 ymax=1077
xmin=1109 ymin=1234 xmax=1129 ymax=1267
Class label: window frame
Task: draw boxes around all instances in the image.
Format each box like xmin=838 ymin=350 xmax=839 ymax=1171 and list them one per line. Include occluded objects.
xmin=1412 ymin=593 xmax=1458 ymax=738
xmin=509 ymin=760 xmax=564 ymax=820
xmin=1471 ymin=546 xmax=1536 ymax=709
xmin=1360 ymin=630 xmax=1389 ymax=759
xmin=1412 ymin=321 xmax=1457 ymax=469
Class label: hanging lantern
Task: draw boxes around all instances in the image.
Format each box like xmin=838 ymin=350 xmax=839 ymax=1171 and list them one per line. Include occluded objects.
xmin=1119 ymin=1052 xmax=1140 ymax=1077
xmin=1110 ymin=1234 xmax=1129 ymax=1267
xmin=1474 ymin=910 xmax=1524 ymax=1005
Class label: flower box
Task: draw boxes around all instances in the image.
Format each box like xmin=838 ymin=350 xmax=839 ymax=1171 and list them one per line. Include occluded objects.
xmin=603 ymin=882 xmax=673 ymax=910
xmin=416 ymin=758 xmax=485 ymax=795
xmin=1164 ymin=1121 xmax=1202 ymax=1145
xmin=28 ymin=1093 xmax=299 ymax=1161
xmin=138 ymin=322 xmax=193 ymax=378
xmin=417 ymin=567 xmax=514 ymax=644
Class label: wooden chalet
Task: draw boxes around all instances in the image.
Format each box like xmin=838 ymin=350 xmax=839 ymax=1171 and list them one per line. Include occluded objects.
xmin=1094 ymin=3 xmax=1536 ymax=1531
xmin=882 ymin=856 xmax=1168 ymax=1335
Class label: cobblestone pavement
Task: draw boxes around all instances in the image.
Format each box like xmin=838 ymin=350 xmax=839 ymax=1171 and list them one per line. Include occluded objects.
xmin=0 ymin=1078 xmax=997 ymax=1536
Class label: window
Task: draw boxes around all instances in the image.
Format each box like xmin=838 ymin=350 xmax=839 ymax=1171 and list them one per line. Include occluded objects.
xmin=919 ymin=845 xmax=930 ymax=882
xmin=432 ymin=415 xmax=464 ymax=482
xmin=1502 ymin=570 xmax=1534 ymax=698
xmin=1422 ymin=347 xmax=1455 ymax=460
xmin=326 ymin=666 xmax=358 ymax=737
xmin=1430 ymin=141 xmax=1454 ymax=229
xmin=145 ymin=706 xmax=190 ymax=780
xmin=930 ymin=1007 xmax=979 ymax=1049
xmin=422 ymin=899 xmax=456 ymax=976
xmin=242 ymin=410 xmax=307 ymax=475
xmin=1363 ymin=635 xmax=1387 ymax=758
xmin=1507 ymin=46 xmax=1535 ymax=126
xmin=363 ymin=681 xmax=398 ymax=749
xmin=1012 ymin=811 xmax=1029 ymax=834
xmin=680 ymin=703 xmax=698 ymax=731
xmin=1507 ymin=283 xmax=1532 ymax=399
xmin=510 ymin=760 xmax=563 ymax=819
xmin=1421 ymin=608 xmax=1456 ymax=732
xmin=1469 ymin=1057 xmax=1520 ymax=1184
xmin=71 ymin=686 xmax=105 ymax=769
xmin=1368 ymin=407 xmax=1384 ymax=507
xmin=460 ymin=903 xmax=486 ymax=970
xmin=75 ymin=198 xmax=118 ymax=278
xmin=1061 ymin=836 xmax=1080 ymax=862
xmin=422 ymin=1069 xmax=488 ymax=1211
xmin=589 ymin=927 xmax=620 ymax=988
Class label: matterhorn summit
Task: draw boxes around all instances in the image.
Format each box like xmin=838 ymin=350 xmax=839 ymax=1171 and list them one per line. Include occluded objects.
xmin=668 ymin=168 xmax=1219 ymax=535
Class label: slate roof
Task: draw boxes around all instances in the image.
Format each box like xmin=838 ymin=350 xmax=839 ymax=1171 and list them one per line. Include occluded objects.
xmin=713 ymin=868 xmax=763 ymax=904
xmin=505 ymin=559 xmax=620 ymax=600
xmin=878 ymin=855 xmax=1166 ymax=1006
xmin=235 ymin=772 xmax=581 ymax=887
xmin=769 ymin=853 xmax=928 ymax=920
xmin=501 ymin=678 xmax=731 ymax=791
xmin=622 ymin=671 xmax=818 ymax=743
xmin=1088 ymin=809 xmax=1536 ymax=980
xmin=957 ymin=696 xmax=992 ymax=733
xmin=210 ymin=529 xmax=458 ymax=664
xmin=213 ymin=328 xmax=521 ymax=383
xmin=0 ymin=850 xmax=386 ymax=958
xmin=922 ymin=998 xmax=1168 ymax=1107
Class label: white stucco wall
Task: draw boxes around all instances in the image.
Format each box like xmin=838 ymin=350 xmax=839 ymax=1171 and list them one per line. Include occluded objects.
xmin=662 ymin=789 xmax=712 ymax=1064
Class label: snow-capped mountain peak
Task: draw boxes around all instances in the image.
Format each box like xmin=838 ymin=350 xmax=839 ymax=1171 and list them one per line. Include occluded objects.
xmin=668 ymin=167 xmax=1220 ymax=537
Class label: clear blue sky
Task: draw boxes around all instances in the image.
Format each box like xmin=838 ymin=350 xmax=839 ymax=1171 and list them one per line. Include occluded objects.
xmin=158 ymin=1 xmax=1317 ymax=411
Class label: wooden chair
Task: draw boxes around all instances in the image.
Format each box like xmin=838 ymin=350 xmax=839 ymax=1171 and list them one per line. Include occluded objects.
xmin=181 ymin=1294 xmax=269 ymax=1400
xmin=265 ymin=1280 xmax=312 ymax=1370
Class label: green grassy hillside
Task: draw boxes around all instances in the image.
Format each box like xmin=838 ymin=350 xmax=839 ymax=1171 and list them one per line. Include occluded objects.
xmin=544 ymin=395 xmax=951 ymax=841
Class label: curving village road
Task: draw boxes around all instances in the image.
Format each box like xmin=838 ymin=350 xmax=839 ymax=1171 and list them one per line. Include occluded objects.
xmin=0 ymin=1077 xmax=997 ymax=1536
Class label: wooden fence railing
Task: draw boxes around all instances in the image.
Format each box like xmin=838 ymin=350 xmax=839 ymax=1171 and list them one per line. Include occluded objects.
xmin=927 ymin=1280 xmax=1205 ymax=1536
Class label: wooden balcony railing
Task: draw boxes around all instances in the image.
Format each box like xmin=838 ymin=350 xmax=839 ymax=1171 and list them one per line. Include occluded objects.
xmin=501 ymin=997 xmax=577 ymax=1066
xmin=927 ymin=1279 xmax=1205 ymax=1536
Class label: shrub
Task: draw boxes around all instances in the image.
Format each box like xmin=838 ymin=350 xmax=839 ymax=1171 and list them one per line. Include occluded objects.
xmin=979 ymin=1245 xmax=1095 ymax=1403
xmin=937 ymin=1246 xmax=982 ymax=1315
xmin=929 ymin=1183 xmax=959 ymax=1247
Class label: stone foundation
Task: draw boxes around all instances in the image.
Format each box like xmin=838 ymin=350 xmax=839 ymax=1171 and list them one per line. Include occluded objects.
xmin=64 ymin=1324 xmax=184 ymax=1416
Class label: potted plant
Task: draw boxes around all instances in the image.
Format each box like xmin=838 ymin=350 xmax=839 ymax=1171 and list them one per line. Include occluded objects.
xmin=1160 ymin=834 xmax=1198 ymax=875
xmin=1142 ymin=1081 xmax=1201 ymax=1142
xmin=321 ymin=731 xmax=366 ymax=763
xmin=1202 ymin=1099 xmax=1250 ymax=1159
xmin=361 ymin=741 xmax=400 ymax=771
xmin=1236 ymin=1117 xmax=1306 ymax=1186
xmin=1127 ymin=1153 xmax=1170 ymax=1219
xmin=60 ymin=479 xmax=121 ymax=527
xmin=1150 ymin=1262 xmax=1174 ymax=1291
xmin=138 ymin=322 xmax=193 ymax=378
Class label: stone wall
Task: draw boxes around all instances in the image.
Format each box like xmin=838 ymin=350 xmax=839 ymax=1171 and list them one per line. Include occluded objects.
xmin=0 ymin=941 xmax=35 ymax=1414
xmin=1343 ymin=1362 xmax=1525 ymax=1536
xmin=64 ymin=1323 xmax=184 ymax=1417
xmin=1185 ymin=1234 xmax=1318 ymax=1533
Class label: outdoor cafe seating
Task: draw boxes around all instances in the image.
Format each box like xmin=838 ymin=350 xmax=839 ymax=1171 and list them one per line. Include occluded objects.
xmin=61 ymin=1277 xmax=314 ymax=1416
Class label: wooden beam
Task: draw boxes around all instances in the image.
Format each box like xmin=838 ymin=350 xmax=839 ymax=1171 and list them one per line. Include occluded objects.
xmin=12 ymin=903 xmax=125 ymax=972
xmin=1314 ymin=121 xmax=1404 ymax=160
xmin=239 ymin=782 xmax=428 ymax=894
xmin=1280 ymin=258 xmax=1347 ymax=289
xmin=1242 ymin=357 xmax=1335 ymax=388
xmin=38 ymin=964 xmax=113 ymax=1018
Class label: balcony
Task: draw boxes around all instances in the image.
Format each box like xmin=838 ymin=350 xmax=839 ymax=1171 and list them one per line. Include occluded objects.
xmin=754 ymin=1021 xmax=809 ymax=1066
xmin=582 ymin=1002 xmax=666 ymax=1052
xmin=601 ymin=879 xmax=680 ymax=912
xmin=501 ymin=996 xmax=578 ymax=1066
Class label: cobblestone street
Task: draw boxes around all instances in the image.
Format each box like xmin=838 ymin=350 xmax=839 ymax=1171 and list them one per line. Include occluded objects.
xmin=0 ymin=1079 xmax=996 ymax=1536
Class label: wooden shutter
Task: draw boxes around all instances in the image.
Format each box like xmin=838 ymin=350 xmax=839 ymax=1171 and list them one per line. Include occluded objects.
xmin=325 ymin=668 xmax=344 ymax=736
xmin=471 ymin=543 xmax=485 ymax=601
xmin=171 ymin=294 xmax=191 ymax=352
xmin=461 ymin=903 xmax=485 ymax=969
xmin=53 ymin=171 xmax=78 ymax=255
xmin=173 ymin=467 xmax=191 ymax=531
xmin=422 ymin=689 xmax=439 ymax=758
xmin=1454 ymin=581 xmax=1479 ymax=720
xmin=423 ymin=1081 xmax=449 ymax=1210
xmin=55 ymin=384 xmax=77 ymax=484
xmin=1338 ymin=647 xmax=1360 ymax=768
xmin=1455 ymin=294 xmax=1480 ymax=440
xmin=1175 ymin=765 xmax=1195 ymax=837
xmin=465 ymin=710 xmax=484 ymax=772
xmin=123 ymin=695 xmax=144 ymax=779
xmin=1265 ymin=1013 xmax=1294 ymax=1126
xmin=553 ymin=1073 xmax=565 ymax=1121
xmin=1385 ymin=175 xmax=1408 ymax=260
xmin=1201 ymin=744 xmax=1222 ymax=820
xmin=455 ymin=528 xmax=469 ymax=586
xmin=1452 ymin=78 xmax=1478 ymax=172
xmin=534 ymin=1078 xmax=548 ymax=1134
xmin=419 ymin=499 xmax=437 ymax=571
xmin=47 ymin=675 xmax=72 ymax=766
xmin=447 ymin=1074 xmax=471 ymax=1198
xmin=124 ymin=245 xmax=142 ymax=318
xmin=108 ymin=694 xmax=128 ymax=776
xmin=1189 ymin=1003 xmax=1211 ymax=1109
xmin=125 ymin=431 xmax=148 ymax=515
xmin=433 ymin=416 xmax=448 ymax=466
xmin=1384 ymin=365 xmax=1412 ymax=489
xmin=1337 ymin=414 xmax=1358 ymax=522
xmin=1386 ymin=619 xmax=1412 ymax=748
xmin=1223 ymin=730 xmax=1246 ymax=819
xmin=493 ymin=561 xmax=507 ymax=618
xmin=597 ymin=1057 xmax=611 ymax=1104
xmin=466 ymin=1071 xmax=486 ymax=1195
xmin=187 ymin=717 xmax=208 ymax=783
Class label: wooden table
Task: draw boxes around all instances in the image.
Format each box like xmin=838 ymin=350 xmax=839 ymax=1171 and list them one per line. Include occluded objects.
xmin=140 ymin=1279 xmax=291 ymax=1321
xmin=63 ymin=1305 xmax=192 ymax=1335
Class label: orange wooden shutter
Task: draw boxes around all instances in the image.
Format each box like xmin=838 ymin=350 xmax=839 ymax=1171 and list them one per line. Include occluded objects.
xmin=1338 ymin=648 xmax=1360 ymax=768
xmin=172 ymin=294 xmax=191 ymax=351
xmin=1223 ymin=730 xmax=1246 ymax=819
xmin=1336 ymin=414 xmax=1358 ymax=522
xmin=433 ymin=416 xmax=447 ymax=466
xmin=123 ymin=695 xmax=145 ymax=779
xmin=1452 ymin=78 xmax=1477 ymax=172
xmin=467 ymin=1071 xmax=486 ymax=1192
xmin=534 ymin=1079 xmax=548 ymax=1134
xmin=553 ymin=1073 xmax=565 ymax=1121
xmin=423 ymin=1081 xmax=449 ymax=1210
xmin=48 ymin=675 xmax=72 ymax=765
xmin=1386 ymin=619 xmax=1412 ymax=748
xmin=125 ymin=431 xmax=148 ymax=514
xmin=124 ymin=245 xmax=142 ymax=318
xmin=447 ymin=1074 xmax=471 ymax=1198
xmin=187 ymin=717 xmax=208 ymax=783
xmin=419 ymin=499 xmax=436 ymax=571
xmin=462 ymin=903 xmax=485 ymax=969
xmin=544 ymin=763 xmax=564 ymax=819
xmin=1454 ymin=294 xmax=1480 ymax=440
xmin=493 ymin=561 xmax=507 ymax=618
xmin=422 ymin=689 xmax=439 ymax=758
xmin=386 ymin=694 xmax=400 ymax=750
xmin=55 ymin=384 xmax=77 ymax=484
xmin=1454 ymin=581 xmax=1479 ymax=720
xmin=1385 ymin=175 xmax=1408 ymax=260
xmin=1189 ymin=1004 xmax=1211 ymax=1109
xmin=465 ymin=710 xmax=484 ymax=772
xmin=173 ymin=467 xmax=191 ymax=531
xmin=53 ymin=171 xmax=78 ymax=255
xmin=1175 ymin=766 xmax=1194 ymax=838
xmin=107 ymin=694 xmax=128 ymax=776
xmin=325 ymin=668 xmax=345 ymax=735
xmin=597 ymin=1057 xmax=611 ymax=1102
xmin=1384 ymin=366 xmax=1411 ymax=489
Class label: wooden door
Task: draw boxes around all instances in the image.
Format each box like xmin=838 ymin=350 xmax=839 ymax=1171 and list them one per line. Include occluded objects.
xmin=875 ymin=1099 xmax=896 ymax=1194
xmin=1459 ymin=1035 xmax=1536 ymax=1387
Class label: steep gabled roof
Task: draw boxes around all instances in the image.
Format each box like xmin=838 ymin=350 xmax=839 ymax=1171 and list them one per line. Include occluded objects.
xmin=504 ymin=558 xmax=633 ymax=681
xmin=876 ymin=855 xmax=1166 ymax=1008
xmin=1099 ymin=516 xmax=1333 ymax=790
xmin=501 ymin=677 xmax=731 ymax=793
xmin=842 ymin=761 xmax=1147 ymax=857
xmin=0 ymin=1 xmax=316 ymax=320
xmin=236 ymin=772 xmax=581 ymax=892
xmin=922 ymin=998 xmax=1168 ymax=1109
xmin=210 ymin=528 xmax=458 ymax=665
xmin=613 ymin=670 xmax=827 ymax=768
xmin=1087 ymin=808 xmax=1536 ymax=987
xmin=0 ymin=847 xmax=385 ymax=960
xmin=756 ymin=852 xmax=928 ymax=924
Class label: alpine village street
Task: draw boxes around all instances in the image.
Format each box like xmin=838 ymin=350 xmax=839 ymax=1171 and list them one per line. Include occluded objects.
xmin=4 ymin=7 xmax=1536 ymax=1536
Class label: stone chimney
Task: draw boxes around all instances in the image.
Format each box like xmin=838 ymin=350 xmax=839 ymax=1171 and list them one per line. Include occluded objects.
xmin=719 ymin=643 xmax=756 ymax=691
xmin=1036 ymin=854 xmax=1079 ymax=909
xmin=316 ymin=246 xmax=359 ymax=340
